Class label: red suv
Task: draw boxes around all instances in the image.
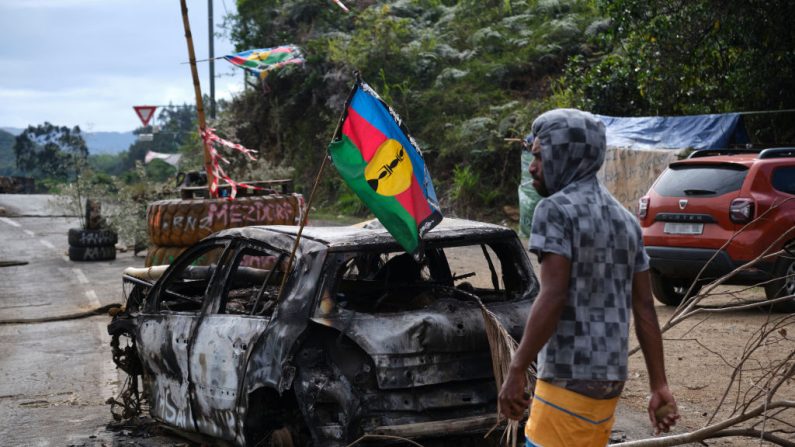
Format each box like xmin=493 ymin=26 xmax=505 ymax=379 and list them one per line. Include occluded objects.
xmin=638 ymin=148 xmax=795 ymax=309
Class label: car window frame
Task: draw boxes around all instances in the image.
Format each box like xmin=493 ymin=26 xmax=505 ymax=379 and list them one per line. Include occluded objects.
xmin=146 ymin=238 xmax=235 ymax=315
xmin=215 ymin=239 xmax=290 ymax=317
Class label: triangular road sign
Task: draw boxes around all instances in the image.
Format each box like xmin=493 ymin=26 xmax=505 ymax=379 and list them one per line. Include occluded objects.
xmin=133 ymin=105 xmax=158 ymax=127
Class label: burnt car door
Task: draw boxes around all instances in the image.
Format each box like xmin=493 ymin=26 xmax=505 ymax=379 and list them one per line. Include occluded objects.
xmin=188 ymin=241 xmax=288 ymax=441
xmin=136 ymin=240 xmax=231 ymax=432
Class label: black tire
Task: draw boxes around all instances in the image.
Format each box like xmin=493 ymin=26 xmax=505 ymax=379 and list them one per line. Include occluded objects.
xmin=68 ymin=228 xmax=118 ymax=247
xmin=650 ymin=272 xmax=701 ymax=306
xmin=269 ymin=428 xmax=296 ymax=447
xmin=68 ymin=245 xmax=116 ymax=262
xmin=764 ymin=254 xmax=795 ymax=312
xmin=244 ymin=388 xmax=309 ymax=447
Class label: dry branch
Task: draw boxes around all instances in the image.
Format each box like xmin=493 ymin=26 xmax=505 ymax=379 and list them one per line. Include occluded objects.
xmin=617 ymin=401 xmax=795 ymax=446
xmin=621 ymin=200 xmax=795 ymax=445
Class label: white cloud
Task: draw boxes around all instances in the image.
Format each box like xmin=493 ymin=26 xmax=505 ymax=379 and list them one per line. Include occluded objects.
xmin=0 ymin=0 xmax=241 ymax=132
xmin=2 ymin=0 xmax=113 ymax=9
xmin=0 ymin=69 xmax=245 ymax=131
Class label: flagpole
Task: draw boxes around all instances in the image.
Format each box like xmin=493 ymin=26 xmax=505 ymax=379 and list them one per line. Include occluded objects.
xmin=275 ymin=75 xmax=360 ymax=302
xmin=180 ymin=0 xmax=218 ymax=198
xmin=180 ymin=55 xmax=226 ymax=64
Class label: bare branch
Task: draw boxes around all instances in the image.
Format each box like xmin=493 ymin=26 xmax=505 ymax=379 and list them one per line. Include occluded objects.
xmin=701 ymin=428 xmax=795 ymax=446
xmin=617 ymin=401 xmax=795 ymax=446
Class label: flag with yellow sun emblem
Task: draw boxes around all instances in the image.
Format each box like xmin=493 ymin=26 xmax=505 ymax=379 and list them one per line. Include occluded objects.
xmin=329 ymin=78 xmax=442 ymax=259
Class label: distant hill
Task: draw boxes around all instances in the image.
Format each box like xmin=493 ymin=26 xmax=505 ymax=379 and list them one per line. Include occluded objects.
xmin=83 ymin=131 xmax=136 ymax=155
xmin=0 ymin=129 xmax=21 ymax=176
xmin=0 ymin=127 xmax=135 ymax=155
xmin=1 ymin=127 xmax=22 ymax=136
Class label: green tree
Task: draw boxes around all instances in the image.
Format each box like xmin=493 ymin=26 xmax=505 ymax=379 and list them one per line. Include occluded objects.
xmin=0 ymin=129 xmax=22 ymax=176
xmin=224 ymin=0 xmax=602 ymax=216
xmin=124 ymin=103 xmax=197 ymax=171
xmin=13 ymin=123 xmax=88 ymax=180
xmin=558 ymin=0 xmax=795 ymax=143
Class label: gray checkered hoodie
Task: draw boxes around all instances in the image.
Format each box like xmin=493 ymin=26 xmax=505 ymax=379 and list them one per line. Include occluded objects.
xmin=529 ymin=109 xmax=649 ymax=381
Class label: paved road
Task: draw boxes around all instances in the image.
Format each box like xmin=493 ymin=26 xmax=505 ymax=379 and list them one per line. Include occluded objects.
xmin=0 ymin=194 xmax=653 ymax=446
xmin=0 ymin=194 xmax=176 ymax=446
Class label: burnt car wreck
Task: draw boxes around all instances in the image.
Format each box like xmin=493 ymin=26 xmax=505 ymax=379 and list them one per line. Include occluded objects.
xmin=108 ymin=218 xmax=539 ymax=446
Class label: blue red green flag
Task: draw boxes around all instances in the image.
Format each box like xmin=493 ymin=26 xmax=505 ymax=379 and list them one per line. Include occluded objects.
xmin=329 ymin=78 xmax=442 ymax=259
xmin=223 ymin=46 xmax=304 ymax=79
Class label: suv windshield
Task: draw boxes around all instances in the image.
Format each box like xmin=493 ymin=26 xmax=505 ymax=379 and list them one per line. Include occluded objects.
xmin=654 ymin=164 xmax=748 ymax=197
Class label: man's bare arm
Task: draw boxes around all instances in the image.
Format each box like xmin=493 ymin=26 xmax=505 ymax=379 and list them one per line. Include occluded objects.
xmin=632 ymin=270 xmax=679 ymax=434
xmin=498 ymin=253 xmax=571 ymax=420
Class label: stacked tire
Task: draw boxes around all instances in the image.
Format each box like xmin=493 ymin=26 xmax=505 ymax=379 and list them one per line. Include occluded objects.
xmin=68 ymin=228 xmax=118 ymax=262
xmin=145 ymin=194 xmax=306 ymax=267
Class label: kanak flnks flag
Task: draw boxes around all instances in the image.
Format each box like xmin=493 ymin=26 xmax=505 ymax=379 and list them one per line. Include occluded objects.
xmin=329 ymin=78 xmax=442 ymax=259
xmin=223 ymin=46 xmax=304 ymax=79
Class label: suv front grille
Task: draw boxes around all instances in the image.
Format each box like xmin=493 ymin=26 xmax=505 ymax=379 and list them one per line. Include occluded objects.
xmin=654 ymin=213 xmax=716 ymax=223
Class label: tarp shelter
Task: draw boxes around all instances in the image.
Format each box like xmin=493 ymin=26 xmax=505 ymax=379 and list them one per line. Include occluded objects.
xmin=518 ymin=113 xmax=750 ymax=237
xmin=595 ymin=113 xmax=749 ymax=150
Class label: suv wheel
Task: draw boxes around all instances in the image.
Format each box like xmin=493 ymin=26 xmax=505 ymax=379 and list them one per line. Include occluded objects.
xmin=764 ymin=255 xmax=795 ymax=312
xmin=650 ymin=272 xmax=701 ymax=306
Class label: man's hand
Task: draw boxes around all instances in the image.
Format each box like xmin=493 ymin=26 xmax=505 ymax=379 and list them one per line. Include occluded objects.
xmin=498 ymin=367 xmax=530 ymax=420
xmin=648 ymin=385 xmax=679 ymax=435
xmin=499 ymin=253 xmax=570 ymax=421
xmin=633 ymin=271 xmax=679 ymax=435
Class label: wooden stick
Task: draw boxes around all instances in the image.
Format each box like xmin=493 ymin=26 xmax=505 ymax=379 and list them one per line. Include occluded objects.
xmin=179 ymin=0 xmax=217 ymax=197
xmin=274 ymin=76 xmax=360 ymax=303
xmin=180 ymin=55 xmax=225 ymax=64
xmin=274 ymin=154 xmax=328 ymax=302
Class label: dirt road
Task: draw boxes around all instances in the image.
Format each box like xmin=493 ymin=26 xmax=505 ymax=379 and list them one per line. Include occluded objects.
xmin=621 ymin=293 xmax=794 ymax=446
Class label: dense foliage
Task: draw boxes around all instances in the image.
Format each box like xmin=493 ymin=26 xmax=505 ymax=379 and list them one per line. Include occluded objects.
xmin=0 ymin=129 xmax=21 ymax=176
xmin=215 ymin=0 xmax=794 ymax=219
xmin=558 ymin=0 xmax=795 ymax=144
xmin=224 ymin=0 xmax=604 ymax=217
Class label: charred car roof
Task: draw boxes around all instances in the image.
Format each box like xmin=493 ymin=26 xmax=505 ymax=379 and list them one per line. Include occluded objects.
xmin=213 ymin=217 xmax=516 ymax=251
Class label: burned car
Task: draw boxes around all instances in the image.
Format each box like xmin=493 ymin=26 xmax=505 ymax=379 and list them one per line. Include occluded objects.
xmin=108 ymin=218 xmax=538 ymax=446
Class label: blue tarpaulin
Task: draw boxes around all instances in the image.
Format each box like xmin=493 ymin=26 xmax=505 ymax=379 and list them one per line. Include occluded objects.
xmin=595 ymin=113 xmax=749 ymax=150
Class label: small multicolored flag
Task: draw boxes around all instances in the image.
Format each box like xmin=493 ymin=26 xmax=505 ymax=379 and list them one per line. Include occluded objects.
xmin=223 ymin=46 xmax=304 ymax=79
xmin=329 ymin=77 xmax=442 ymax=259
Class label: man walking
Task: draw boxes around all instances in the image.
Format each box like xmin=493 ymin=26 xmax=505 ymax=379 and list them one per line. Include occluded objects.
xmin=499 ymin=109 xmax=679 ymax=446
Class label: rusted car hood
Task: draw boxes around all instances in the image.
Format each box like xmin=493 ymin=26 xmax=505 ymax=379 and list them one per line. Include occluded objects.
xmin=311 ymin=298 xmax=530 ymax=389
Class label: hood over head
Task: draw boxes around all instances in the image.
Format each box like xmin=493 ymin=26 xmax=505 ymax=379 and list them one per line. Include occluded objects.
xmin=531 ymin=108 xmax=606 ymax=195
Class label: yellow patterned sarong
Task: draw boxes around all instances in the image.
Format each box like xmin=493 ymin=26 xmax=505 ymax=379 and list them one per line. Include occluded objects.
xmin=524 ymin=380 xmax=619 ymax=447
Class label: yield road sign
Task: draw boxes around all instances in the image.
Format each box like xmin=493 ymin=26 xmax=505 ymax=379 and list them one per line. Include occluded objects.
xmin=133 ymin=106 xmax=158 ymax=127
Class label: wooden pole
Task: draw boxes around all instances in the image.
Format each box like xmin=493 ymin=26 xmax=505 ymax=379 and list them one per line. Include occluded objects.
xmin=208 ymin=0 xmax=216 ymax=119
xmin=274 ymin=76 xmax=360 ymax=303
xmin=180 ymin=0 xmax=217 ymax=197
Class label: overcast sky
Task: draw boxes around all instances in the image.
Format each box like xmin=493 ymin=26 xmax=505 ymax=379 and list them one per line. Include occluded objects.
xmin=0 ymin=0 xmax=243 ymax=133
